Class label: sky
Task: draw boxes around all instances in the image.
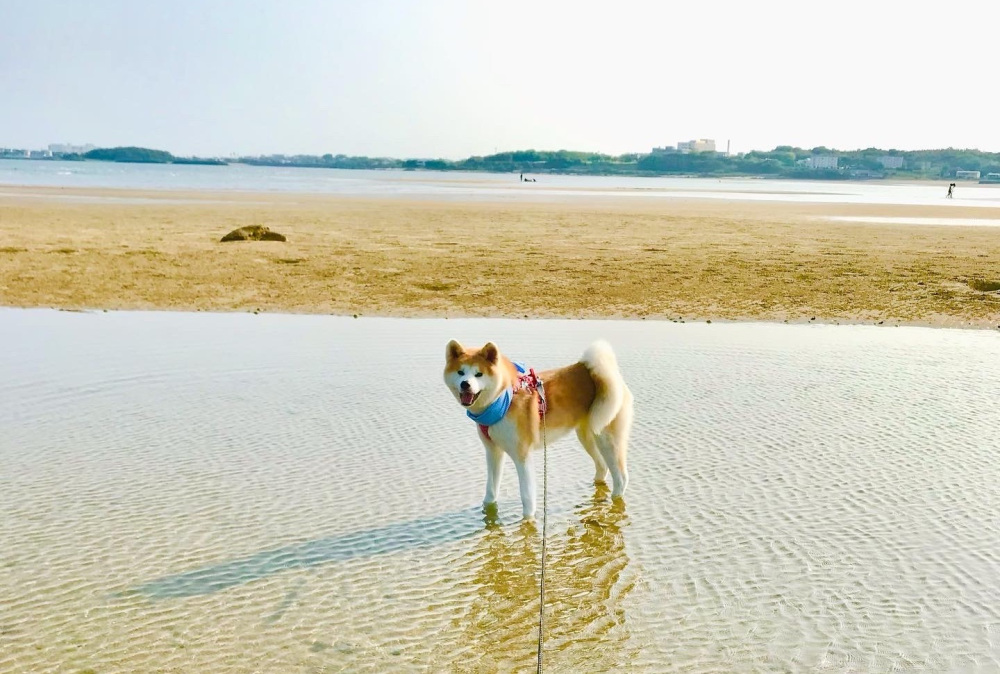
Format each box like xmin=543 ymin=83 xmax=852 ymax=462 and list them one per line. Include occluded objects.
xmin=2 ymin=0 xmax=997 ymax=158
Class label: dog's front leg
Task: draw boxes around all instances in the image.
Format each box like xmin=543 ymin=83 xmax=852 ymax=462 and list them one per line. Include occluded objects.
xmin=511 ymin=453 xmax=537 ymax=519
xmin=483 ymin=442 xmax=505 ymax=507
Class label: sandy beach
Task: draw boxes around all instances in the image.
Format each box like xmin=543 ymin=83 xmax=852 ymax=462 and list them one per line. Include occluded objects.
xmin=1 ymin=184 xmax=998 ymax=327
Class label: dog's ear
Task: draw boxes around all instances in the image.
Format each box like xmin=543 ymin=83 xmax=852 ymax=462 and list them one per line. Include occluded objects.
xmin=446 ymin=339 xmax=464 ymax=362
xmin=480 ymin=342 xmax=499 ymax=364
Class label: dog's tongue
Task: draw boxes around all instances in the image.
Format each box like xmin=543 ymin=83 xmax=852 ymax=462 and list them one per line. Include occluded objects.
xmin=461 ymin=391 xmax=476 ymax=406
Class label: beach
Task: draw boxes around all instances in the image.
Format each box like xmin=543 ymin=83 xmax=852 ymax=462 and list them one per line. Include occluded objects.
xmin=4 ymin=173 xmax=1000 ymax=671
xmin=9 ymin=2 xmax=1000 ymax=668
xmin=1 ymin=182 xmax=999 ymax=327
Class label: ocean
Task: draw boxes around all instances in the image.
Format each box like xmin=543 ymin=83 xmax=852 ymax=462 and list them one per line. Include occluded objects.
xmin=3 ymin=158 xmax=1000 ymax=209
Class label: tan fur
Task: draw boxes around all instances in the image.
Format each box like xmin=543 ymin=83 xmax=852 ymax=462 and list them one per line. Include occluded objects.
xmin=444 ymin=339 xmax=633 ymax=518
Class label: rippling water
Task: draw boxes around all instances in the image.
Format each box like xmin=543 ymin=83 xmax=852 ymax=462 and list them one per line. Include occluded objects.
xmin=2 ymin=311 xmax=999 ymax=672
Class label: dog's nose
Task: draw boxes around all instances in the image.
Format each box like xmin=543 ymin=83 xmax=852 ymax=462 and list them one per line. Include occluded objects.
xmin=460 ymin=380 xmax=470 ymax=391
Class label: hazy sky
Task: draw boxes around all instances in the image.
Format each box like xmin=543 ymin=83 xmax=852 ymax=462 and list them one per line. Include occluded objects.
xmin=2 ymin=0 xmax=997 ymax=158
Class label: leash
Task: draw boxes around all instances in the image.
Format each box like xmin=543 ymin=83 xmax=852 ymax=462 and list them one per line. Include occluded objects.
xmin=535 ymin=375 xmax=548 ymax=674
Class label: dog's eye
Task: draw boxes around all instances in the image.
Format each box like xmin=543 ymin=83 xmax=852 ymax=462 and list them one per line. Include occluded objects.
xmin=457 ymin=370 xmax=465 ymax=376
xmin=475 ymin=373 xmax=483 ymax=378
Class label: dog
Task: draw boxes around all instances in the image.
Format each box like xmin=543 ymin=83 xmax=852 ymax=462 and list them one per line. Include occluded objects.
xmin=443 ymin=339 xmax=633 ymax=518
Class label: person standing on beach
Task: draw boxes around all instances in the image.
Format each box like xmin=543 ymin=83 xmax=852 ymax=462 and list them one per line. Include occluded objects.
xmin=947 ymin=183 xmax=955 ymax=198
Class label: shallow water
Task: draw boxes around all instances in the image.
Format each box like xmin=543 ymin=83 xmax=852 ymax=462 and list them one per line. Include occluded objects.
xmin=822 ymin=215 xmax=1000 ymax=227
xmin=4 ymin=158 xmax=1000 ymax=208
xmin=2 ymin=311 xmax=1000 ymax=672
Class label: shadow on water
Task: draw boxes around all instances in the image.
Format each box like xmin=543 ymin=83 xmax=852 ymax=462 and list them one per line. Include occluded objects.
xmin=127 ymin=503 xmax=545 ymax=600
xmin=123 ymin=487 xmax=639 ymax=668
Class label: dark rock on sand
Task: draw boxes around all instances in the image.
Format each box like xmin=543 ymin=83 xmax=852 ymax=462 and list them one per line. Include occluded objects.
xmin=220 ymin=225 xmax=286 ymax=242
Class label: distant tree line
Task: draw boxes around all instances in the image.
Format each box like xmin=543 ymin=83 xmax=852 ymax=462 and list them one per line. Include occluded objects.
xmin=81 ymin=147 xmax=226 ymax=165
xmin=235 ymin=146 xmax=1000 ymax=179
xmin=30 ymin=145 xmax=1000 ymax=180
xmin=84 ymin=147 xmax=174 ymax=163
xmin=734 ymin=146 xmax=1000 ymax=179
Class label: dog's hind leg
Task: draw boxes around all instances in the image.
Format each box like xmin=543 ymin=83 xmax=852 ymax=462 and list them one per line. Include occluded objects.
xmin=483 ymin=442 xmax=505 ymax=507
xmin=577 ymin=426 xmax=608 ymax=485
xmin=596 ymin=390 xmax=633 ymax=499
xmin=596 ymin=433 xmax=628 ymax=499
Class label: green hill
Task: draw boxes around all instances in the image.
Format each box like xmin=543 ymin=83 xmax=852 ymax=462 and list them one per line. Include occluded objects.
xmin=84 ymin=147 xmax=175 ymax=163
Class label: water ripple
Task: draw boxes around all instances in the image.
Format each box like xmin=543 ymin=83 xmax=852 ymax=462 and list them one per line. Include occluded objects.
xmin=2 ymin=311 xmax=999 ymax=671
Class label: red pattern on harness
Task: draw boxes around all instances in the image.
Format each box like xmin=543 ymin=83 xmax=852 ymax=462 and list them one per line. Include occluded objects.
xmin=480 ymin=368 xmax=546 ymax=441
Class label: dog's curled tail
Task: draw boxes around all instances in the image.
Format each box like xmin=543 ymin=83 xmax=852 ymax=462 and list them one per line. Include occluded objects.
xmin=580 ymin=339 xmax=629 ymax=434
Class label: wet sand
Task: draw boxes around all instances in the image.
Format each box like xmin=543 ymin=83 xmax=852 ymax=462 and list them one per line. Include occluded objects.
xmin=1 ymin=184 xmax=998 ymax=327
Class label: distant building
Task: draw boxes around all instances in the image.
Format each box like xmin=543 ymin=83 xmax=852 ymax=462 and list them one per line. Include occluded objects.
xmin=807 ymin=155 xmax=839 ymax=170
xmin=677 ymin=139 xmax=716 ymax=153
xmin=955 ymin=170 xmax=981 ymax=180
xmin=878 ymin=155 xmax=904 ymax=169
xmin=48 ymin=143 xmax=95 ymax=155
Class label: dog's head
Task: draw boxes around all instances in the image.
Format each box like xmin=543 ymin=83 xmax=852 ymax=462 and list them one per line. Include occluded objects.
xmin=443 ymin=340 xmax=506 ymax=412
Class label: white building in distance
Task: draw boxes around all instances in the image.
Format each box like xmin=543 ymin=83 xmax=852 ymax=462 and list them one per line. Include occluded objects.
xmin=807 ymin=155 xmax=839 ymax=170
xmin=48 ymin=143 xmax=96 ymax=155
xmin=677 ymin=139 xmax=716 ymax=153
xmin=878 ymin=155 xmax=904 ymax=169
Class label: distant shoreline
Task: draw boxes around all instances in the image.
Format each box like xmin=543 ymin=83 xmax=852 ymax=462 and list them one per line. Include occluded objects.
xmin=4 ymin=143 xmax=1000 ymax=182
xmin=0 ymin=155 xmax=988 ymax=183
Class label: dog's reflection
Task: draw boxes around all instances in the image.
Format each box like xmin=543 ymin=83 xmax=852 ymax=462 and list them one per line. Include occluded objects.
xmin=456 ymin=486 xmax=637 ymax=670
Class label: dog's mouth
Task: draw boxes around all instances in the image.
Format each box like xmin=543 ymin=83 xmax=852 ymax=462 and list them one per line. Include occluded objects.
xmin=460 ymin=390 xmax=480 ymax=407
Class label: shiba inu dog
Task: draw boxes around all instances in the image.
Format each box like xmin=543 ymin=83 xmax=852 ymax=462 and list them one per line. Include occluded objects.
xmin=443 ymin=339 xmax=633 ymax=518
